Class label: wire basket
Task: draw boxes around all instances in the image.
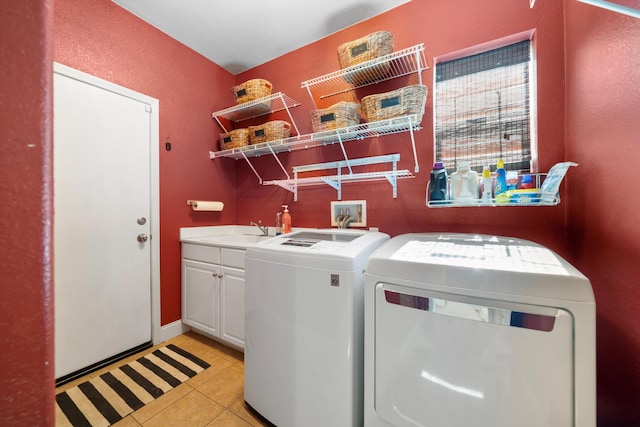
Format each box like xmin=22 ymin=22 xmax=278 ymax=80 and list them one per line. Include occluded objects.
xmin=337 ymin=31 xmax=394 ymax=69
xmin=361 ymin=84 xmax=428 ymax=124
xmin=310 ymin=101 xmax=362 ymax=132
xmin=231 ymin=79 xmax=273 ymax=105
xmin=248 ymin=120 xmax=292 ymax=145
xmin=219 ymin=128 xmax=250 ymax=150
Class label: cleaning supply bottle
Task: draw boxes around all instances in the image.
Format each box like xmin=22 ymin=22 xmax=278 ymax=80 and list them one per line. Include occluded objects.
xmin=428 ymin=162 xmax=449 ymax=203
xmin=275 ymin=212 xmax=282 ymax=236
xmin=481 ymin=164 xmax=492 ymax=204
xmin=520 ymin=174 xmax=534 ymax=189
xmin=494 ymin=158 xmax=507 ymax=197
xmin=281 ymin=205 xmax=291 ymax=234
xmin=450 ymin=161 xmax=478 ymax=204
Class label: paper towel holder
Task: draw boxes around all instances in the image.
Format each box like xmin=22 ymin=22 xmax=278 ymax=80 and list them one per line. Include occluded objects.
xmin=186 ymin=200 xmax=224 ymax=211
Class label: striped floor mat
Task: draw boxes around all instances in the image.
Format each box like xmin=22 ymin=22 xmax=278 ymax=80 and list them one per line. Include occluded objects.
xmin=55 ymin=344 xmax=210 ymax=427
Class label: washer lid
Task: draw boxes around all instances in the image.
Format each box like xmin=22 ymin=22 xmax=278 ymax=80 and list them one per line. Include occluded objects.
xmin=279 ymin=230 xmax=362 ymax=248
xmin=247 ymin=229 xmax=390 ymax=269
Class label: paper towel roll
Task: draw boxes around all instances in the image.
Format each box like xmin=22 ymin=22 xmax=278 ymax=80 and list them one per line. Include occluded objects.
xmin=188 ymin=200 xmax=224 ymax=211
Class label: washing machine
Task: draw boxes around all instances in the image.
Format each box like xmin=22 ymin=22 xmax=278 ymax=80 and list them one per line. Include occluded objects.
xmin=364 ymin=233 xmax=596 ymax=427
xmin=244 ymin=229 xmax=388 ymax=427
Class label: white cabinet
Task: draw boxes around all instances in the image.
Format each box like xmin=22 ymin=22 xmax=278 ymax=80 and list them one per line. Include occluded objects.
xmin=220 ymin=265 xmax=245 ymax=347
xmin=182 ymin=243 xmax=246 ymax=350
xmin=183 ymin=259 xmax=220 ymax=335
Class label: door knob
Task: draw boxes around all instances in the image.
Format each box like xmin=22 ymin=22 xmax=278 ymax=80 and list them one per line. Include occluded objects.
xmin=137 ymin=234 xmax=148 ymax=243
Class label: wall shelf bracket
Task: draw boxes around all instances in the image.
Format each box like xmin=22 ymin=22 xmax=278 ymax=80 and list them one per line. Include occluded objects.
xmin=239 ymin=150 xmax=263 ymax=185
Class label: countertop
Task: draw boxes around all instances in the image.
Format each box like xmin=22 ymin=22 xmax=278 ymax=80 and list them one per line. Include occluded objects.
xmin=180 ymin=225 xmax=315 ymax=249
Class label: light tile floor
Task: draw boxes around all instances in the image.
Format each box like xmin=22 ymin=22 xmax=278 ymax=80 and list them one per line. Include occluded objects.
xmin=55 ymin=331 xmax=273 ymax=427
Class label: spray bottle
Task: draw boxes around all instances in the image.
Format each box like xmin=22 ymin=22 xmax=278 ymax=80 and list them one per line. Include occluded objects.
xmin=281 ymin=205 xmax=291 ymax=234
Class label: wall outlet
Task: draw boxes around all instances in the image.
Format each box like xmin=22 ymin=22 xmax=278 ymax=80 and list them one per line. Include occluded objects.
xmin=331 ymin=200 xmax=366 ymax=227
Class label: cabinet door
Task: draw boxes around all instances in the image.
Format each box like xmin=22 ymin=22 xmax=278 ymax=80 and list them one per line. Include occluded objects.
xmin=182 ymin=259 xmax=220 ymax=336
xmin=220 ymin=265 xmax=245 ymax=349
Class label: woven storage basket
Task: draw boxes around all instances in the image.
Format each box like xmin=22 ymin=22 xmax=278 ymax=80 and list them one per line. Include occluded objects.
xmin=310 ymin=102 xmax=362 ymax=132
xmin=231 ymin=78 xmax=273 ymax=105
xmin=361 ymin=84 xmax=428 ymax=124
xmin=219 ymin=128 xmax=249 ymax=150
xmin=337 ymin=31 xmax=394 ymax=69
xmin=248 ymin=120 xmax=292 ymax=145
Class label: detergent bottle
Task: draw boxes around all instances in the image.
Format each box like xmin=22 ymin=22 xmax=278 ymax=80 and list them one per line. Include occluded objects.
xmin=281 ymin=205 xmax=291 ymax=234
xmin=428 ymin=162 xmax=449 ymax=203
xmin=494 ymin=158 xmax=507 ymax=197
xmin=450 ymin=161 xmax=478 ymax=204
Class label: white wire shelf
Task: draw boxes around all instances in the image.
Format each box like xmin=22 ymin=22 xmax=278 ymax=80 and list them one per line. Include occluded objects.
xmin=301 ymin=44 xmax=428 ymax=106
xmin=209 ymin=115 xmax=422 ymax=161
xmin=426 ymin=194 xmax=560 ymax=208
xmin=211 ymin=92 xmax=301 ymax=133
xmin=426 ymin=173 xmax=560 ymax=207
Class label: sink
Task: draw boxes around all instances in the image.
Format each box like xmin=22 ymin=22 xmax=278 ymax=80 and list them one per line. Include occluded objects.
xmin=195 ymin=234 xmax=271 ymax=245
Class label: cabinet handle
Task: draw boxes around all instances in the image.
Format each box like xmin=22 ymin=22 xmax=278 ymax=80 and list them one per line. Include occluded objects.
xmin=212 ymin=272 xmax=218 ymax=278
xmin=218 ymin=273 xmax=224 ymax=278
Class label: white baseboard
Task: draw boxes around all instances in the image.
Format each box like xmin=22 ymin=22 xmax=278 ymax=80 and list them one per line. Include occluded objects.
xmin=155 ymin=320 xmax=190 ymax=344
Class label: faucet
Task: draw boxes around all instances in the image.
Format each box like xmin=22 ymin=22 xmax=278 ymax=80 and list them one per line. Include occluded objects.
xmin=338 ymin=216 xmax=356 ymax=229
xmin=338 ymin=208 xmax=355 ymax=229
xmin=250 ymin=220 xmax=269 ymax=236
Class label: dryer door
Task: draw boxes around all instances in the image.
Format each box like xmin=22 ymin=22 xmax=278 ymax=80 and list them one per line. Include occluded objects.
xmin=373 ymin=283 xmax=573 ymax=427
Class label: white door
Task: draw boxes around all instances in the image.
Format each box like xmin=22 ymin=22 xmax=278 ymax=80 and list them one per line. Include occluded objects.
xmin=54 ymin=67 xmax=155 ymax=380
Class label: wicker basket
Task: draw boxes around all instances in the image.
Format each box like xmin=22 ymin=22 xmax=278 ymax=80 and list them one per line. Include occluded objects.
xmin=337 ymin=31 xmax=394 ymax=69
xmin=231 ymin=79 xmax=273 ymax=105
xmin=361 ymin=85 xmax=428 ymax=124
xmin=310 ymin=102 xmax=362 ymax=132
xmin=248 ymin=120 xmax=292 ymax=145
xmin=219 ymin=128 xmax=249 ymax=150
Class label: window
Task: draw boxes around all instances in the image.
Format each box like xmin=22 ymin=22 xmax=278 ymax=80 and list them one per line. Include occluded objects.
xmin=434 ymin=39 xmax=535 ymax=173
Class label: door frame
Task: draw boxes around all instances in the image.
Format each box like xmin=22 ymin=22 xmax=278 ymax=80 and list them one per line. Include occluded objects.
xmin=53 ymin=62 xmax=161 ymax=346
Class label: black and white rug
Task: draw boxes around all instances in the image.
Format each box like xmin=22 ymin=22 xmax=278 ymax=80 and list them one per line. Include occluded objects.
xmin=55 ymin=344 xmax=210 ymax=426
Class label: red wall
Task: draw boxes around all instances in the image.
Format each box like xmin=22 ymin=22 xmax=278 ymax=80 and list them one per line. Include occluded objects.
xmin=53 ymin=0 xmax=237 ymax=324
xmin=565 ymin=1 xmax=640 ymax=425
xmin=5 ymin=0 xmax=637 ymax=423
xmin=0 ymin=0 xmax=55 ymax=424
xmin=235 ymin=0 xmax=568 ymax=251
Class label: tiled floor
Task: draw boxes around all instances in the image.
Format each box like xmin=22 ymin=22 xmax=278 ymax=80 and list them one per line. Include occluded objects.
xmin=55 ymin=331 xmax=272 ymax=427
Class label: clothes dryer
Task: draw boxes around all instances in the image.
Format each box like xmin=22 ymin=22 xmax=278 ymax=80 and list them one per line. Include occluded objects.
xmin=364 ymin=233 xmax=596 ymax=427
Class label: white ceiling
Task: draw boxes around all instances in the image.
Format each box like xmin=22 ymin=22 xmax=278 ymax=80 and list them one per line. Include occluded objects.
xmin=112 ymin=0 xmax=411 ymax=75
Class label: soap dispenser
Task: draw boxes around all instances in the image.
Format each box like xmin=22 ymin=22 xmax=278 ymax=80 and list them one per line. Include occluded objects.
xmin=281 ymin=205 xmax=291 ymax=234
